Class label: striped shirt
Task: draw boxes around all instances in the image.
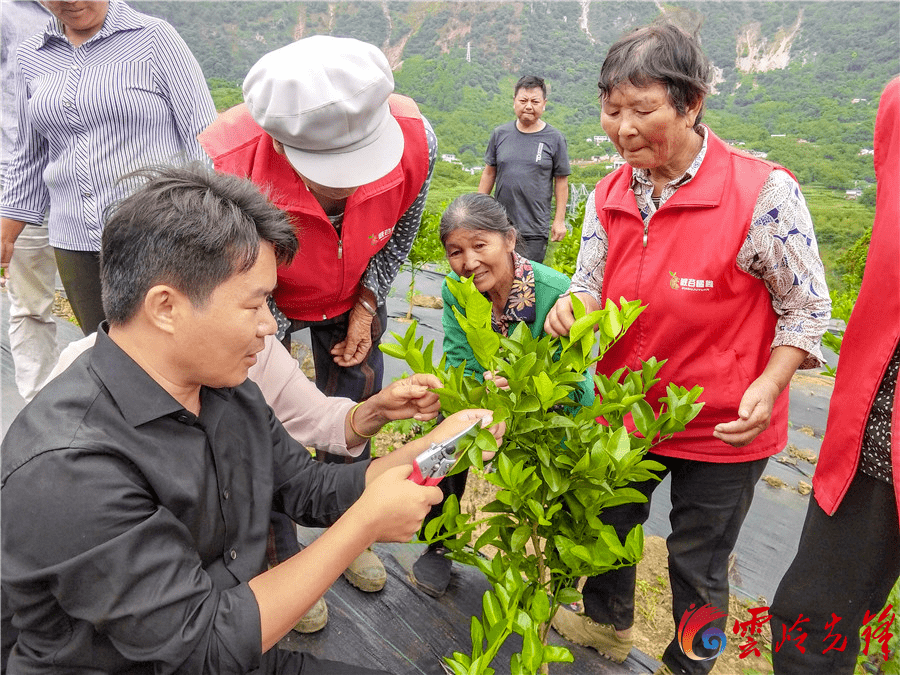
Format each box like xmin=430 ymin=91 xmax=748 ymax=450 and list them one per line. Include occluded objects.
xmin=1 ymin=0 xmax=217 ymax=251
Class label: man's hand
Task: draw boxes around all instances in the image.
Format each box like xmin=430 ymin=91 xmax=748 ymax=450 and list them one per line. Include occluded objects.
xmin=543 ymin=292 xmax=600 ymax=337
xmin=367 ymin=373 xmax=442 ymax=423
xmin=351 ymin=464 xmax=444 ymax=542
xmin=550 ymin=219 xmax=567 ymax=242
xmin=331 ymin=304 xmax=374 ymax=367
xmin=366 ymin=408 xmax=505 ymax=484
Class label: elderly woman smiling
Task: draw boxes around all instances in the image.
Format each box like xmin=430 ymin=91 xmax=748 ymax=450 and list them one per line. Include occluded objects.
xmin=544 ymin=21 xmax=830 ymax=675
xmin=408 ymin=192 xmax=593 ymax=598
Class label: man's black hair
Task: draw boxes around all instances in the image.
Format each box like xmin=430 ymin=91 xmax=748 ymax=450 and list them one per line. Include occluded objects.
xmin=101 ymin=163 xmax=298 ymax=325
xmin=515 ymin=75 xmax=547 ymax=99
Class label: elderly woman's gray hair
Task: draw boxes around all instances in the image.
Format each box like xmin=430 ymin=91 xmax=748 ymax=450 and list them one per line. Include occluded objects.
xmin=439 ymin=193 xmax=518 ymax=249
xmin=598 ymin=20 xmax=711 ymax=131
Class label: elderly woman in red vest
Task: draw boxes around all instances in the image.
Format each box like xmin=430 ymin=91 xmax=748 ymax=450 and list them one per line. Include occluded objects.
xmin=544 ymin=21 xmax=830 ymax=675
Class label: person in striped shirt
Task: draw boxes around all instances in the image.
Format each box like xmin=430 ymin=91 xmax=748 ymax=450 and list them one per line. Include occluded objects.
xmin=0 ymin=0 xmax=216 ymax=335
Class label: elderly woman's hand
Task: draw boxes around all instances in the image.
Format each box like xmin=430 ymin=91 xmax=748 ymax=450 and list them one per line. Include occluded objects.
xmin=712 ymin=376 xmax=780 ymax=447
xmin=713 ymin=346 xmax=807 ymax=447
xmin=331 ymin=303 xmax=374 ymax=367
xmin=483 ymin=371 xmax=510 ymax=390
xmin=543 ymin=292 xmax=601 ymax=337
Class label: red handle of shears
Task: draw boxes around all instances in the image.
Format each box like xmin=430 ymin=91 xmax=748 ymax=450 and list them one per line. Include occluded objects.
xmin=409 ymin=462 xmax=444 ymax=486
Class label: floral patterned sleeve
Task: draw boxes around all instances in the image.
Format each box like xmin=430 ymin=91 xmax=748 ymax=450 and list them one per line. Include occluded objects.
xmin=568 ymin=189 xmax=608 ymax=302
xmin=737 ymin=169 xmax=831 ymax=369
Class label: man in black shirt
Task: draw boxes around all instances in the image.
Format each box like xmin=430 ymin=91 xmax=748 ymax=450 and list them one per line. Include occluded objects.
xmin=1 ymin=164 xmax=495 ymax=674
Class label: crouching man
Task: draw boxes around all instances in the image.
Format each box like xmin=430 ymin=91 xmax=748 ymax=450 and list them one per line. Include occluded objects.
xmin=1 ymin=164 xmax=499 ymax=674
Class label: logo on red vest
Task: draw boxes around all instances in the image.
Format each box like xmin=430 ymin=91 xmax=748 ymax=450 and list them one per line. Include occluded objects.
xmin=369 ymin=228 xmax=394 ymax=246
xmin=669 ymin=271 xmax=714 ymax=292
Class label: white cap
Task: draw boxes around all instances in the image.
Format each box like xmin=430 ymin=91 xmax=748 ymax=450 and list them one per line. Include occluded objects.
xmin=243 ymin=35 xmax=404 ymax=188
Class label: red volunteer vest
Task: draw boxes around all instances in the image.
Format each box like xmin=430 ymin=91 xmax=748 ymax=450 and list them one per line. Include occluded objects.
xmin=199 ymin=96 xmax=429 ymax=321
xmin=812 ymin=78 xmax=900 ymax=519
xmin=595 ymin=130 xmax=790 ymax=463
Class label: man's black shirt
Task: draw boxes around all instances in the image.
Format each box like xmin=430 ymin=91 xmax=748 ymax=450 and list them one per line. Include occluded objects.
xmin=1 ymin=327 xmax=366 ymax=673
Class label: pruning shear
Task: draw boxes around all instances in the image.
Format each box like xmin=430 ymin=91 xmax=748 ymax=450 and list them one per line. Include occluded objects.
xmin=409 ymin=418 xmax=484 ymax=486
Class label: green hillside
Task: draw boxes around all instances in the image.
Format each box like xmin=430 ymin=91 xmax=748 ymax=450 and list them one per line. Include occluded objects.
xmin=130 ymin=0 xmax=895 ymax=289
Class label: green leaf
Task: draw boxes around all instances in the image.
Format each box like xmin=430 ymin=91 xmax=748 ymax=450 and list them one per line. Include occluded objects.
xmin=608 ymin=426 xmax=631 ymax=460
xmin=444 ymin=657 xmax=469 ymax=675
xmin=540 ymin=463 xmax=564 ymax=494
xmin=521 ymin=628 xmax=542 ymax=672
xmin=470 ymin=616 xmax=484 ymax=657
xmin=496 ymin=452 xmax=514 ymax=486
xmin=526 ymin=499 xmax=544 ymax=522
xmin=515 ymin=417 xmax=544 ymax=435
xmin=407 ymin=349 xmax=425 ymax=373
xmin=475 ymin=525 xmax=500 ymax=551
xmin=511 ymin=524 xmax=531 ymax=552
xmin=379 ymin=343 xmax=407 ymax=360
xmin=513 ymin=609 xmax=534 ymax=634
xmin=568 ymin=312 xmax=596 ymax=343
xmin=531 ymin=590 xmax=551 ymax=624
xmin=533 ymin=371 xmax=555 ymax=406
xmin=543 ymin=645 xmax=574 ymax=663
xmin=631 ymin=399 xmax=658 ymax=438
xmin=515 ymin=394 xmax=541 ymax=413
xmin=482 ymin=591 xmax=502 ymax=627
xmin=467 ymin=325 xmax=501 ymax=369
xmin=556 ymin=587 xmax=583 ymax=605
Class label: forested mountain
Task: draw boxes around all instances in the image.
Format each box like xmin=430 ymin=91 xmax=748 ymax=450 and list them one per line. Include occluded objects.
xmin=132 ymin=0 xmax=898 ymax=192
xmin=130 ymin=1 xmax=896 ymax=290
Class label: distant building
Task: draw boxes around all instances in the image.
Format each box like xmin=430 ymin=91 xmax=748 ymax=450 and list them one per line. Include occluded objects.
xmin=851 ymin=98 xmax=868 ymax=104
xmin=845 ymin=188 xmax=863 ymax=198
xmin=441 ymin=153 xmax=458 ymax=163
xmin=858 ymin=148 xmax=875 ymax=156
xmin=771 ymin=134 xmax=786 ymax=138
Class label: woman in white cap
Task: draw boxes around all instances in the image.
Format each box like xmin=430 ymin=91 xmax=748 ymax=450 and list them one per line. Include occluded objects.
xmin=199 ymin=35 xmax=437 ymax=623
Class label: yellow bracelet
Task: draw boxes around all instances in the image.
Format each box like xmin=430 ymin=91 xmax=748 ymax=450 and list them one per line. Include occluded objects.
xmin=349 ymin=402 xmax=378 ymax=439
